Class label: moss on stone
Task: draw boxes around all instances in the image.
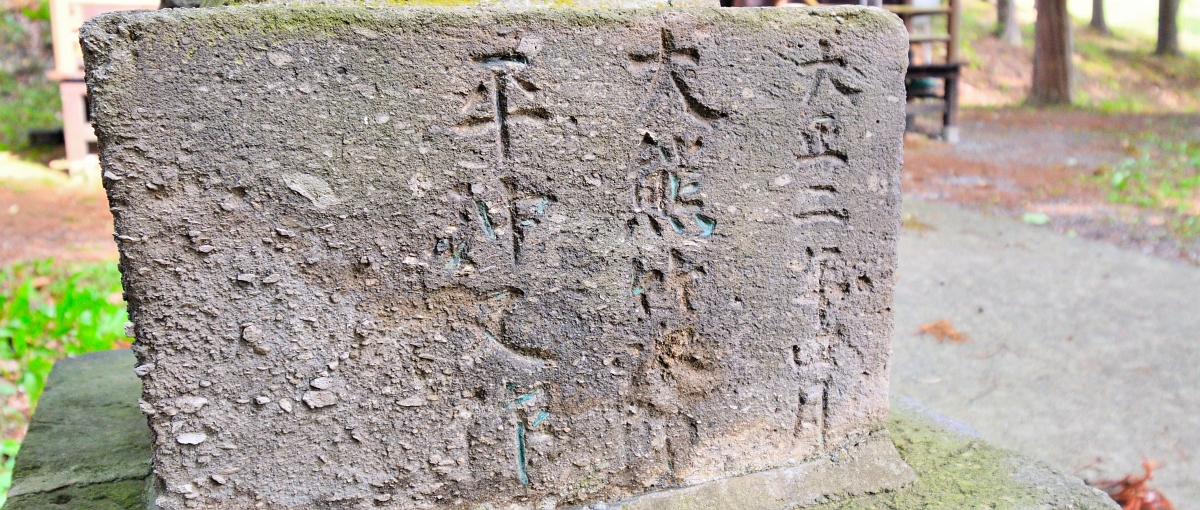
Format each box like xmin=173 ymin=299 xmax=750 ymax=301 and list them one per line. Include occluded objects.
xmin=4 ymin=350 xmax=152 ymax=510
xmin=89 ymin=2 xmax=901 ymax=50
xmin=4 ymin=478 xmax=151 ymax=510
xmin=809 ymin=400 xmax=1116 ymax=509
xmin=828 ymin=415 xmax=1033 ymax=508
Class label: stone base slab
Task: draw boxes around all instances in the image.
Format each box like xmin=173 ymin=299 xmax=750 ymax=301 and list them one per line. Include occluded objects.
xmin=5 ymin=349 xmax=153 ymax=510
xmin=7 ymin=350 xmax=1118 ymax=509
xmin=579 ymin=430 xmax=913 ymax=510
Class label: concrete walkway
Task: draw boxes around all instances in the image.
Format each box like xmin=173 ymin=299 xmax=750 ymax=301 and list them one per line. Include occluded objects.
xmin=892 ymin=199 xmax=1200 ymax=507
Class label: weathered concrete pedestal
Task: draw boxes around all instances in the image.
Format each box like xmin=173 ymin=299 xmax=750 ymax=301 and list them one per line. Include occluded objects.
xmin=69 ymin=2 xmax=1120 ymax=508
xmin=8 ymin=351 xmax=1118 ymax=509
xmin=83 ymin=5 xmax=919 ymax=508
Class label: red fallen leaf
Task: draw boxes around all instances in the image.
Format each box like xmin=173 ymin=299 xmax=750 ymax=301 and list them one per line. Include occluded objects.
xmin=1096 ymin=459 xmax=1175 ymax=510
xmin=915 ymin=319 xmax=968 ymax=343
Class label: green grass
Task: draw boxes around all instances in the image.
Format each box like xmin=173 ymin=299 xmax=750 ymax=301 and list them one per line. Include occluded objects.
xmin=0 ymin=72 xmax=60 ymax=153
xmin=1065 ymin=0 xmax=1200 ymax=53
xmin=0 ymin=260 xmax=130 ymax=507
xmin=1096 ymin=136 xmax=1200 ymax=237
xmin=959 ymin=0 xmax=1200 ymax=114
xmin=1073 ymin=25 xmax=1200 ymax=113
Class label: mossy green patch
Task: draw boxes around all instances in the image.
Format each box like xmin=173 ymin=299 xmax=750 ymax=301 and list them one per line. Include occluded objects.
xmin=4 ymin=478 xmax=150 ymax=510
xmin=810 ymin=401 xmax=1115 ymax=509
xmin=87 ymin=2 xmax=900 ymax=51
xmin=837 ymin=414 xmax=1033 ymax=508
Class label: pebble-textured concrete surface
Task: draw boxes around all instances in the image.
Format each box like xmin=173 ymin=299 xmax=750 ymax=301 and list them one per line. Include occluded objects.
xmin=892 ymin=199 xmax=1200 ymax=508
xmin=82 ymin=6 xmax=907 ymax=509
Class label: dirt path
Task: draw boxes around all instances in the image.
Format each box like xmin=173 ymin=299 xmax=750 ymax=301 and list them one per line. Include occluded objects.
xmin=0 ymin=159 xmax=117 ymax=266
xmin=904 ymin=108 xmax=1200 ymax=266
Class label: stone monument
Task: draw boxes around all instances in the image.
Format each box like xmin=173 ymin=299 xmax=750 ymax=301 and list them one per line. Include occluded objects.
xmin=83 ymin=4 xmax=909 ymax=508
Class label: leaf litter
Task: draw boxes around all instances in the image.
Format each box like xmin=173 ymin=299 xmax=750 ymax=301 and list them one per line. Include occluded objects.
xmin=1095 ymin=459 xmax=1175 ymax=510
xmin=916 ymin=319 xmax=968 ymax=344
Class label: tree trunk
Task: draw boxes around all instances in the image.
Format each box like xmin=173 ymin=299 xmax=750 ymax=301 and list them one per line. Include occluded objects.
xmin=996 ymin=0 xmax=1023 ymax=46
xmin=1090 ymin=0 xmax=1110 ymax=35
xmin=1157 ymin=0 xmax=1182 ymax=56
xmin=1031 ymin=0 xmax=1073 ymax=105
xmin=995 ymin=0 xmax=1009 ymax=36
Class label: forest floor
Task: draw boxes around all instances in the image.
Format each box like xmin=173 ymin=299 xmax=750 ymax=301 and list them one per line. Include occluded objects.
xmin=905 ymin=109 xmax=1200 ymax=267
xmin=903 ymin=0 xmax=1200 ymax=267
xmin=0 ymin=158 xmax=115 ymax=265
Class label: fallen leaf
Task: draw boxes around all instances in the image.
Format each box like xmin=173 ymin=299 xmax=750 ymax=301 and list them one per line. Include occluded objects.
xmin=0 ymin=359 xmax=19 ymax=375
xmin=1022 ymin=212 xmax=1051 ymax=226
xmin=901 ymin=213 xmax=935 ymax=231
xmin=1095 ymin=459 xmax=1175 ymax=510
xmin=916 ymin=319 xmax=968 ymax=343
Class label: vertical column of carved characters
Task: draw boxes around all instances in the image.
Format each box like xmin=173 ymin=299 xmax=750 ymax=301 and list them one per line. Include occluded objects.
xmin=450 ymin=52 xmax=556 ymax=271
xmin=784 ymin=47 xmax=861 ymax=338
xmin=814 ymin=254 xmax=874 ymax=443
xmin=787 ymin=135 xmax=856 ymax=446
xmin=629 ymin=257 xmax=665 ymax=317
xmin=619 ymin=26 xmax=728 ymax=485
xmin=776 ymin=39 xmax=864 ymax=163
xmin=625 ymin=179 xmax=712 ymax=482
xmin=625 ymin=26 xmax=723 ymax=242
xmin=490 ymin=56 xmax=553 ymax=270
xmin=788 ymin=249 xmax=845 ymax=449
xmin=628 ymin=132 xmax=669 ymax=239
